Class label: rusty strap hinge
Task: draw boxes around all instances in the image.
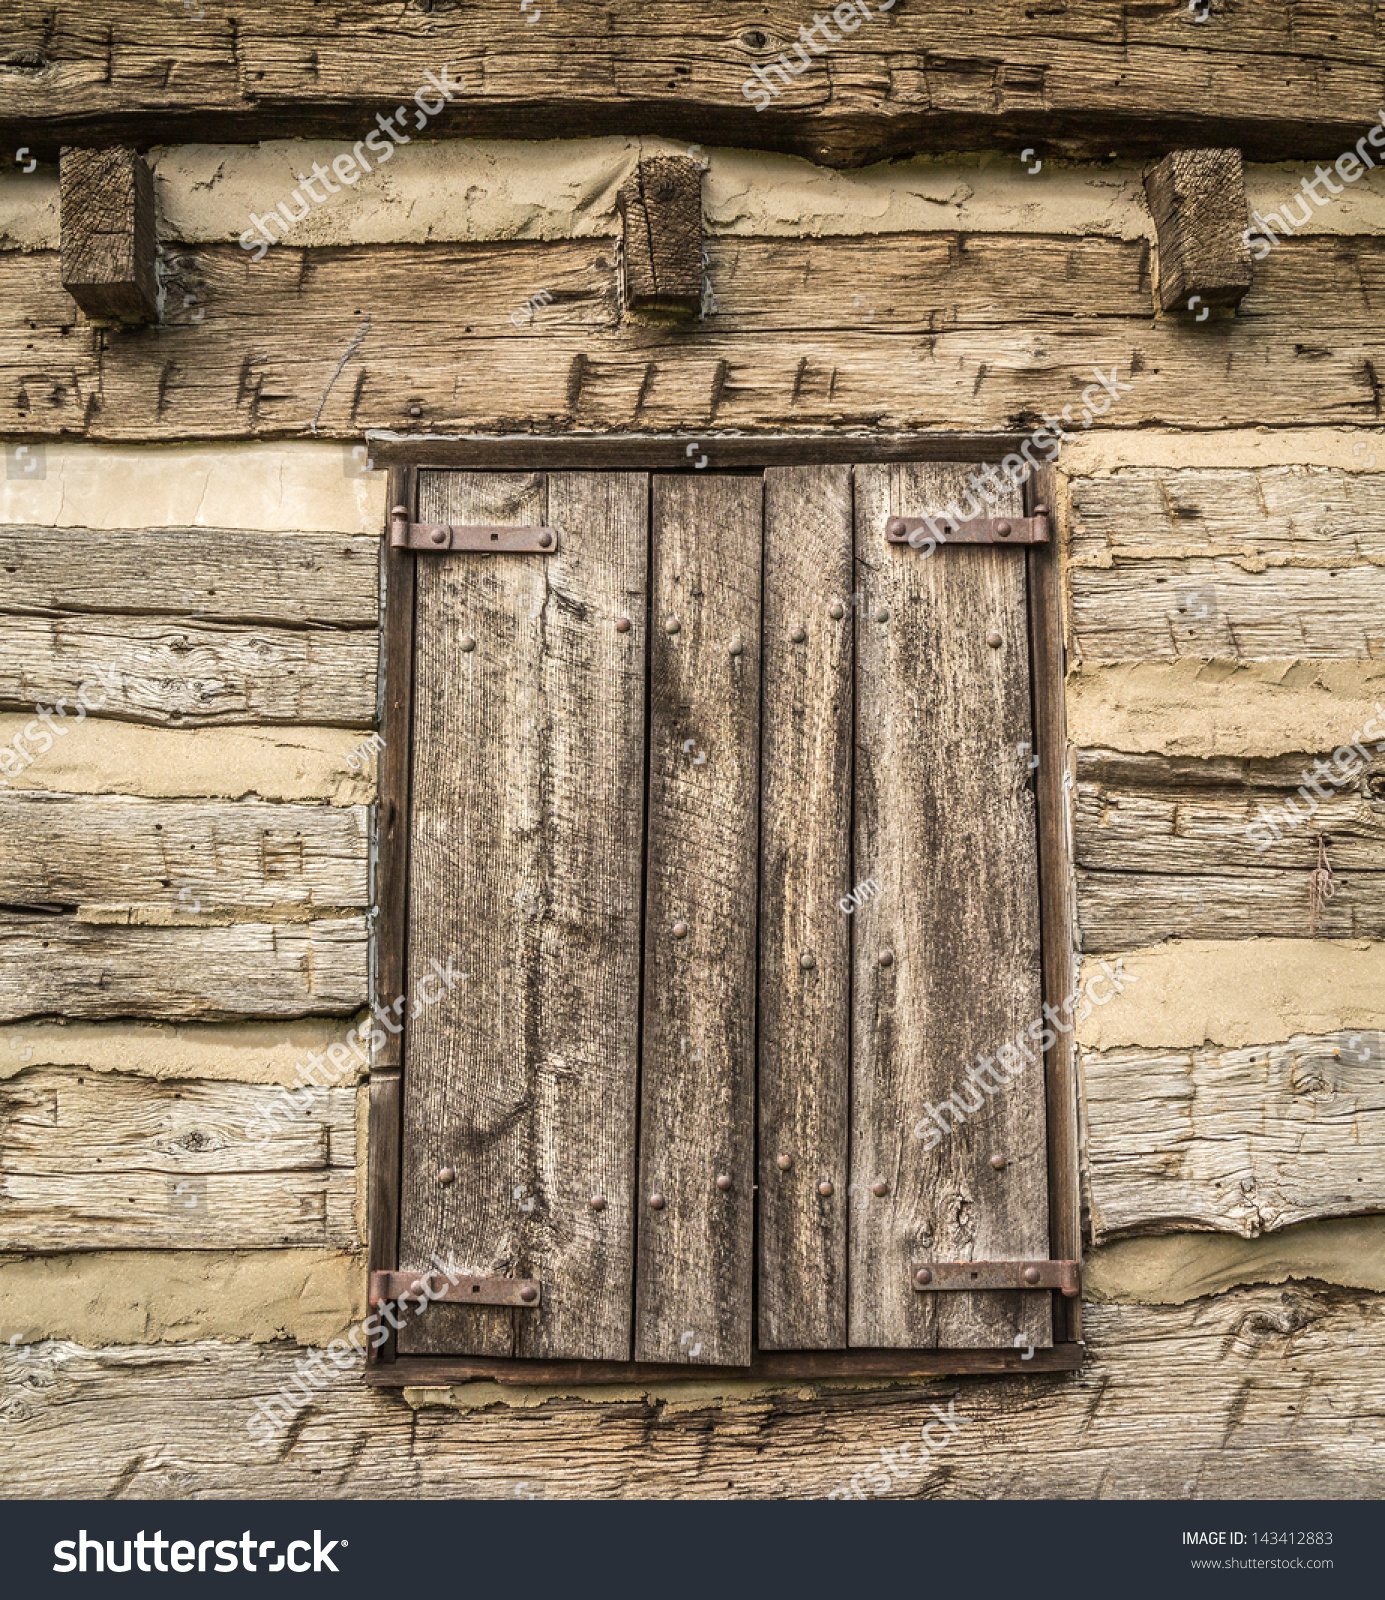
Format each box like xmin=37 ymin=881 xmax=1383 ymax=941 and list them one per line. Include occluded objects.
xmin=886 ymin=508 xmax=1050 ymax=547
xmin=911 ymin=1259 xmax=1080 ymax=1297
xmin=390 ymin=505 xmax=559 ymax=554
xmin=369 ymin=1270 xmax=541 ymax=1307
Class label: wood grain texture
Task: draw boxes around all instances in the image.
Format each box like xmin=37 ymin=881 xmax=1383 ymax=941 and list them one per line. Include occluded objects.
xmin=1143 ymin=149 xmax=1253 ymax=313
xmin=851 ymin=463 xmax=1048 ymax=1351
xmin=636 ymin=473 xmax=761 ymax=1366
xmin=0 ymin=915 xmax=367 ymax=1021
xmin=0 ymin=795 xmax=368 ymax=913
xmin=1084 ymin=1032 xmax=1385 ymax=1241
xmin=0 ymin=1068 xmax=356 ymax=1250
xmin=757 ymin=465 xmax=852 ymax=1351
xmin=0 ymin=614 xmax=377 ymax=727
xmin=8 ymin=233 xmax=1385 ymax=440
xmin=6 ymin=4 xmax=1385 ymax=165
xmin=0 ymin=526 xmax=379 ymax=625
xmin=58 ymin=146 xmax=156 ymax=322
xmin=4 ymin=1286 xmax=1383 ymax=1498
xmin=618 ymin=156 xmax=702 ymax=318
xmin=399 ymin=471 xmax=647 ymax=1362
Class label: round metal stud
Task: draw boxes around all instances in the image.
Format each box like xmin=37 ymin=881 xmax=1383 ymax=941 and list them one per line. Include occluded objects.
xmin=538 ymin=531 xmax=554 ymax=549
xmin=729 ymin=638 xmax=744 ymax=657
xmin=874 ymin=608 xmax=890 ymax=624
xmin=828 ymin=602 xmax=845 ymax=620
xmin=871 ymin=1181 xmax=888 ymax=1197
xmin=989 ymin=1154 xmax=1007 ymax=1170
xmin=791 ymin=627 xmax=807 ymax=644
xmin=716 ymin=1173 xmax=732 ymax=1191
xmin=1023 ymin=1266 xmax=1041 ymax=1285
xmin=460 ymin=635 xmax=476 ymax=652
xmin=437 ymin=1166 xmax=455 ymax=1184
xmin=649 ymin=1193 xmax=666 ymax=1211
xmin=818 ymin=1180 xmax=834 ymax=1197
xmin=614 ymin=616 xmax=631 ymax=633
xmin=799 ymin=952 xmax=816 ymax=970
xmin=913 ymin=1267 xmax=933 ymax=1288
xmin=885 ymin=517 xmax=906 ymax=540
xmin=408 ymin=405 xmax=423 ymax=418
xmin=590 ymin=1195 xmax=606 ymax=1210
xmin=665 ymin=616 xmax=682 ymax=635
xmin=995 ymin=519 xmax=1012 ymax=538
xmin=987 ymin=631 xmax=1003 ymax=648
xmin=519 ymin=1285 xmax=539 ymax=1303
xmin=673 ymin=921 xmax=689 ymax=939
xmin=878 ymin=949 xmax=894 ymax=968
xmin=777 ymin=1153 xmax=793 ymax=1170
xmin=430 ymin=528 xmax=448 ymax=546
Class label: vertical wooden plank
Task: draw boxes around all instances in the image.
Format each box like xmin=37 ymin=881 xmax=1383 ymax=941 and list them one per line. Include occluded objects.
xmin=850 ymin=463 xmax=1050 ymax=1351
xmin=398 ymin=470 xmax=647 ymax=1360
xmin=758 ymin=465 xmax=852 ymax=1350
xmin=635 ymin=473 xmax=761 ymax=1366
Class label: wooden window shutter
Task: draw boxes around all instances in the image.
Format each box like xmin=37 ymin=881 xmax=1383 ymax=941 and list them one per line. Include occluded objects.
xmin=389 ymin=458 xmax=1060 ymax=1369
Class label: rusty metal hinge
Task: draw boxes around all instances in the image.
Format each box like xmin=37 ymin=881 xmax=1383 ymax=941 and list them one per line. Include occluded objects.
xmin=369 ymin=1269 xmax=541 ymax=1307
xmin=911 ymin=1259 xmax=1080 ymax=1297
xmin=390 ymin=505 xmax=559 ymax=553
xmin=886 ymin=508 xmax=1050 ymax=547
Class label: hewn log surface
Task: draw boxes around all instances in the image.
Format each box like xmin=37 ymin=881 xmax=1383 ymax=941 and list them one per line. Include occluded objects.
xmin=58 ymin=146 xmax=157 ymax=323
xmin=0 ymin=614 xmax=377 ymax=727
xmin=2 ymin=1287 xmax=1382 ymax=1498
xmin=6 ymin=235 xmax=1385 ymax=440
xmin=3 ymin=3 xmax=1384 ymax=165
xmin=618 ymin=156 xmax=703 ymax=318
xmin=0 ymin=915 xmax=368 ymax=1021
xmin=1143 ymin=149 xmax=1252 ymax=314
xmin=1084 ymin=1033 xmax=1385 ymax=1241
xmin=0 ymin=795 xmax=368 ymax=913
xmin=0 ymin=527 xmax=379 ymax=625
xmin=0 ymin=1068 xmax=357 ymax=1249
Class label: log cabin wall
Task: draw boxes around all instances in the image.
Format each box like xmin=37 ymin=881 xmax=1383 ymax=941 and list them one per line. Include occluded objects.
xmin=2 ymin=129 xmax=1384 ymax=1497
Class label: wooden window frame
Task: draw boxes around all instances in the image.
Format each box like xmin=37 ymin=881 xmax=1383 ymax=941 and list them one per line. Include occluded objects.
xmin=366 ymin=433 xmax=1082 ymax=1386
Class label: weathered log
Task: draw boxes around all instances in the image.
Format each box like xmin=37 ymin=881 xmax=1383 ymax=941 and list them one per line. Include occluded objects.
xmin=59 ymin=146 xmax=157 ymax=323
xmin=618 ymin=156 xmax=703 ymax=318
xmin=1144 ymin=149 xmax=1253 ymax=314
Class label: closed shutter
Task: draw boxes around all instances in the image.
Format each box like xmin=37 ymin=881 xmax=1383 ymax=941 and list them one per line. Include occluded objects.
xmin=391 ymin=460 xmax=1055 ymax=1365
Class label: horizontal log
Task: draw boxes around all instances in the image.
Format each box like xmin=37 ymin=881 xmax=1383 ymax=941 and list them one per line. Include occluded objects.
xmin=0 ymin=615 xmax=377 ymax=727
xmin=0 ymin=915 xmax=368 ymax=1021
xmin=0 ymin=1068 xmax=357 ymax=1249
xmin=1070 ymin=559 xmax=1385 ymax=660
xmin=2 ymin=3 xmax=1383 ymax=165
xmin=4 ymin=234 xmax=1385 ymax=439
xmin=1 ymin=1285 xmax=1382 ymax=1497
xmin=0 ymin=795 xmax=369 ymax=914
xmin=1084 ymin=1033 xmax=1385 ymax=1241
xmin=0 ymin=527 xmax=380 ymax=625
xmin=1071 ymin=468 xmax=1385 ymax=561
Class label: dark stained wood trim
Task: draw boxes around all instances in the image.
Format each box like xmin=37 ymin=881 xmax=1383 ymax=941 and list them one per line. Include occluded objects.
xmin=365 ymin=433 xmax=1030 ymax=470
xmin=366 ymin=1342 xmax=1085 ymax=1386
xmin=1026 ymin=464 xmax=1082 ymax=1346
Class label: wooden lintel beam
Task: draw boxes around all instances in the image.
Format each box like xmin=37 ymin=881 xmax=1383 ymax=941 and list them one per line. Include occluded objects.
xmin=1144 ymin=148 xmax=1254 ymax=315
xmin=618 ymin=156 xmax=703 ymax=319
xmin=59 ymin=146 xmax=158 ymax=324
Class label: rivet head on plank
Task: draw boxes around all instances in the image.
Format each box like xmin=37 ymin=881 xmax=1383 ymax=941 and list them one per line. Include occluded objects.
xmin=590 ymin=1195 xmax=606 ymax=1210
xmin=430 ymin=528 xmax=448 ymax=546
xmin=1023 ymin=1266 xmax=1041 ymax=1285
xmin=539 ymin=531 xmax=554 ymax=549
xmin=729 ymin=638 xmax=744 ymax=656
xmin=878 ymin=949 xmax=894 ymax=967
xmin=460 ymin=635 xmax=476 ymax=652
xmin=828 ymin=602 xmax=845 ymax=620
xmin=716 ymin=1173 xmax=732 ymax=1191
xmin=871 ymin=1181 xmax=888 ymax=1196
xmin=885 ymin=517 xmax=906 ymax=539
xmin=818 ymin=1180 xmax=834 ymax=1197
xmin=913 ymin=1267 xmax=933 ymax=1288
xmin=791 ymin=627 xmax=807 ymax=643
xmin=990 ymin=1154 xmax=1007 ymax=1170
xmin=987 ymin=631 xmax=1003 ymax=648
xmin=995 ymin=519 xmax=1012 ymax=537
xmin=519 ymin=1285 xmax=539 ymax=1303
xmin=665 ymin=616 xmax=682 ymax=634
xmin=649 ymin=1193 xmax=666 ymax=1210
xmin=409 ymin=405 xmax=422 ymax=418
xmin=438 ymin=1166 xmax=455 ymax=1184
xmin=777 ymin=1153 xmax=793 ymax=1170
xmin=874 ymin=608 xmax=889 ymax=624
xmin=615 ymin=616 xmax=631 ymax=633
xmin=799 ymin=952 xmax=816 ymax=970
xmin=673 ymin=921 xmax=689 ymax=939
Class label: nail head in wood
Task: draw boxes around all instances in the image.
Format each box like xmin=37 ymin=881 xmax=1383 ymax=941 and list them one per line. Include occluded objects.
xmin=1143 ymin=148 xmax=1254 ymax=313
xmin=460 ymin=635 xmax=476 ymax=652
xmin=987 ymin=631 xmax=1003 ymax=647
xmin=59 ymin=146 xmax=158 ymax=324
xmin=817 ymin=1180 xmax=834 ymax=1197
xmin=617 ymin=155 xmax=704 ymax=320
xmin=878 ymin=949 xmax=894 ymax=967
xmin=672 ymin=921 xmax=689 ymax=939
xmin=990 ymin=1154 xmax=1007 ymax=1170
xmin=590 ymin=1195 xmax=606 ymax=1210
xmin=649 ymin=1192 xmax=666 ymax=1210
xmin=777 ymin=1153 xmax=793 ymax=1170
xmin=716 ymin=1173 xmax=732 ymax=1191
xmin=437 ymin=1166 xmax=455 ymax=1184
xmin=871 ymin=1181 xmax=888 ymax=1197
xmin=614 ymin=616 xmax=631 ymax=633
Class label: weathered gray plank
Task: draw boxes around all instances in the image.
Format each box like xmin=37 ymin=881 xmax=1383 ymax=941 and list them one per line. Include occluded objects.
xmin=1084 ymin=1032 xmax=1385 ymax=1241
xmin=0 ymin=1068 xmax=356 ymax=1249
xmin=0 ymin=615 xmax=377 ymax=727
xmin=851 ymin=463 xmax=1048 ymax=1350
xmin=0 ymin=527 xmax=379 ymax=624
xmin=0 ymin=915 xmax=367 ymax=1021
xmin=1070 ymin=558 xmax=1385 ymax=660
xmin=758 ymin=465 xmax=852 ymax=1351
xmin=399 ymin=471 xmax=647 ymax=1362
xmin=4 ymin=1286 xmax=1384 ymax=1498
xmin=636 ymin=473 xmax=761 ymax=1367
xmin=0 ymin=795 xmax=368 ymax=913
xmin=1071 ymin=468 xmax=1385 ymax=561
